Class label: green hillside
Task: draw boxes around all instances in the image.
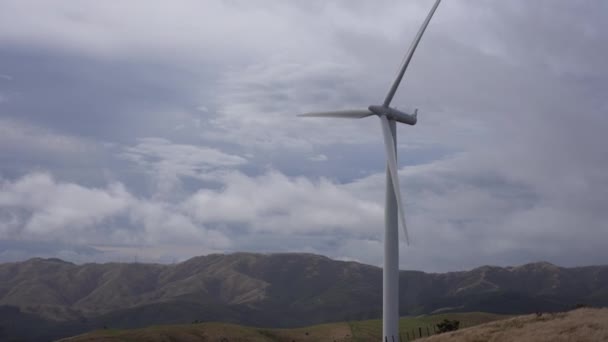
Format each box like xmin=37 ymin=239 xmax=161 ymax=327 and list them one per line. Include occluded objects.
xmin=61 ymin=312 xmax=508 ymax=342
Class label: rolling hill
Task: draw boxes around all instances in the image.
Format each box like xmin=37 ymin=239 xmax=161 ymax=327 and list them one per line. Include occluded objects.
xmin=1 ymin=253 xmax=608 ymax=341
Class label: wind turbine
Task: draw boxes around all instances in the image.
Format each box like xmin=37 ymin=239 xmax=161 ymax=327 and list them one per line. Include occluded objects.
xmin=298 ymin=1 xmax=441 ymax=340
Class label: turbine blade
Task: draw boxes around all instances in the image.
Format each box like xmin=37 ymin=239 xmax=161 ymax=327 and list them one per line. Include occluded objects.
xmin=382 ymin=0 xmax=442 ymax=107
xmin=297 ymin=109 xmax=373 ymax=119
xmin=379 ymin=115 xmax=410 ymax=245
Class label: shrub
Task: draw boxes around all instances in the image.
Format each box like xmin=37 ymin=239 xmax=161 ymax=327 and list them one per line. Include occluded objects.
xmin=436 ymin=319 xmax=460 ymax=333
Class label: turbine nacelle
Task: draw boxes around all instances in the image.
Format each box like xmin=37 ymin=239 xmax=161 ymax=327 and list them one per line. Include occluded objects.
xmin=368 ymin=105 xmax=418 ymax=126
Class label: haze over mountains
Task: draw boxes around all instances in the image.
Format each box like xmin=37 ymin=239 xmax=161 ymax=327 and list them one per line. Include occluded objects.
xmin=2 ymin=253 xmax=608 ymax=341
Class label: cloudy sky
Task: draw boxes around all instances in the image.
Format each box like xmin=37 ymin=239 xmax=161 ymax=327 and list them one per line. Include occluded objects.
xmin=0 ymin=0 xmax=606 ymax=272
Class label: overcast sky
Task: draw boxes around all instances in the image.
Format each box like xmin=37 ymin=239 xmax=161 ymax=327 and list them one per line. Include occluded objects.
xmin=0 ymin=0 xmax=606 ymax=272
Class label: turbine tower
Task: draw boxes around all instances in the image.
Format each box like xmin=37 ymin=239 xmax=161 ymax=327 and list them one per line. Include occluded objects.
xmin=298 ymin=1 xmax=441 ymax=340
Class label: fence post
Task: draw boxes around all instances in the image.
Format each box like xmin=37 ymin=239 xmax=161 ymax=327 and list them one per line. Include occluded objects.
xmin=419 ymin=327 xmax=422 ymax=338
xmin=426 ymin=326 xmax=430 ymax=336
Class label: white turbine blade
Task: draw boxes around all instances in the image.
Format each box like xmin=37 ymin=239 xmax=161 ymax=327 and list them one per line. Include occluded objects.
xmin=297 ymin=109 xmax=373 ymax=119
xmin=379 ymin=115 xmax=410 ymax=245
xmin=383 ymin=0 xmax=442 ymax=107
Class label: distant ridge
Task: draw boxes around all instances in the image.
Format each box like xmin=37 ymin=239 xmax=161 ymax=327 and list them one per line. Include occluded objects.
xmin=1 ymin=253 xmax=607 ymax=341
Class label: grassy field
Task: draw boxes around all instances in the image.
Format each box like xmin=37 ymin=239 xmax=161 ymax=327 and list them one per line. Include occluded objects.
xmin=60 ymin=312 xmax=507 ymax=341
xmin=64 ymin=309 xmax=608 ymax=342
xmin=60 ymin=321 xmax=353 ymax=342
xmin=349 ymin=312 xmax=508 ymax=341
xmin=62 ymin=308 xmax=608 ymax=342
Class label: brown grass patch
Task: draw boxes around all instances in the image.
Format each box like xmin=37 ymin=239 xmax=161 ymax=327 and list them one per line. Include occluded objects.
xmin=420 ymin=308 xmax=608 ymax=342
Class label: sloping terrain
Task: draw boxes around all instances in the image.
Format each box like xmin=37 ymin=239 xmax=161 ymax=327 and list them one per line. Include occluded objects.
xmin=61 ymin=312 xmax=507 ymax=342
xmin=61 ymin=309 xmax=608 ymax=342
xmin=1 ymin=253 xmax=607 ymax=341
xmin=420 ymin=308 xmax=608 ymax=342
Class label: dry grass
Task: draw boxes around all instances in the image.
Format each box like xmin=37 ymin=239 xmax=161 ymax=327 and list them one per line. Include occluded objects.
xmin=420 ymin=308 xmax=608 ymax=342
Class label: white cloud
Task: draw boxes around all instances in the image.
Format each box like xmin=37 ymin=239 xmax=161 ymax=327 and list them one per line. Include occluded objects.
xmin=0 ymin=173 xmax=130 ymax=238
xmin=183 ymin=170 xmax=382 ymax=235
xmin=2 ymin=142 xmax=608 ymax=271
xmin=309 ymin=154 xmax=328 ymax=162
xmin=123 ymin=138 xmax=246 ymax=168
xmin=0 ymin=169 xmax=384 ymax=263
xmin=0 ymin=173 xmax=231 ymax=254
xmin=206 ymin=59 xmax=378 ymax=151
xmin=120 ymin=137 xmax=247 ymax=194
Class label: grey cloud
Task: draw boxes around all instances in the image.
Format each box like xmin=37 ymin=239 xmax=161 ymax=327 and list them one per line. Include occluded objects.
xmin=0 ymin=118 xmax=98 ymax=169
xmin=0 ymin=46 xmax=210 ymax=142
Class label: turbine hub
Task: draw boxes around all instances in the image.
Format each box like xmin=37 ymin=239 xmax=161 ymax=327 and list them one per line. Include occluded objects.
xmin=369 ymin=105 xmax=418 ymax=126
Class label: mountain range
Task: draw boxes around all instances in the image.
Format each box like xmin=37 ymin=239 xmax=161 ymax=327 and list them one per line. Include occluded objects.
xmin=1 ymin=253 xmax=607 ymax=341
